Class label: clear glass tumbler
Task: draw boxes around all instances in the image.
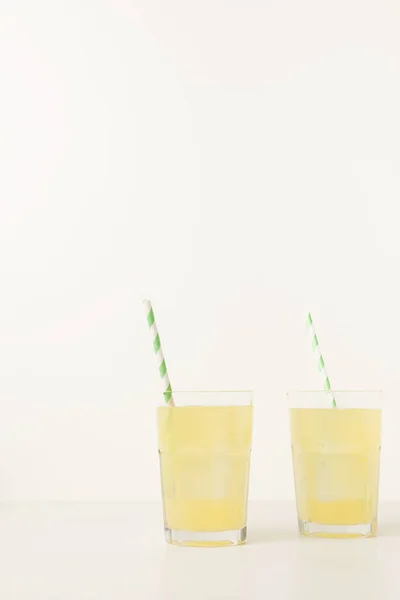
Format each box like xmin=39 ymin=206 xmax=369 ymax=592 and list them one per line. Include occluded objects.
xmin=157 ymin=390 xmax=253 ymax=546
xmin=288 ymin=391 xmax=382 ymax=538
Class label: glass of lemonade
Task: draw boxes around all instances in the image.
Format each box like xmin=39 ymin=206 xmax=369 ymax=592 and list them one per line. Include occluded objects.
xmin=157 ymin=391 xmax=253 ymax=546
xmin=288 ymin=391 xmax=382 ymax=538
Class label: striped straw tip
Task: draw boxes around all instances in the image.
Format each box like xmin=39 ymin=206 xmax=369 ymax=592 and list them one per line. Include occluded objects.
xmin=144 ymin=302 xmax=155 ymax=327
xmin=306 ymin=313 xmax=313 ymax=326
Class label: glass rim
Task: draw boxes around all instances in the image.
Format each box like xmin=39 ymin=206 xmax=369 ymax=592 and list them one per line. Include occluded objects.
xmin=167 ymin=389 xmax=254 ymax=394
xmin=287 ymin=389 xmax=382 ymax=409
xmin=287 ymin=390 xmax=383 ymax=394
xmin=161 ymin=389 xmax=254 ymax=407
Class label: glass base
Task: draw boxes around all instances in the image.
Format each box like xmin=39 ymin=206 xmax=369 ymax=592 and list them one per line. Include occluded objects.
xmin=298 ymin=519 xmax=377 ymax=538
xmin=164 ymin=526 xmax=247 ymax=547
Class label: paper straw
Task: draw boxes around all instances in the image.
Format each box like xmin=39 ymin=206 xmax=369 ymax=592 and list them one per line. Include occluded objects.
xmin=144 ymin=300 xmax=175 ymax=406
xmin=306 ymin=313 xmax=336 ymax=408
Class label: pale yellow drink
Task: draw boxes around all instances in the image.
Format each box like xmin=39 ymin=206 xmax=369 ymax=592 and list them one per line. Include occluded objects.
xmin=290 ymin=408 xmax=381 ymax=537
xmin=157 ymin=405 xmax=252 ymax=542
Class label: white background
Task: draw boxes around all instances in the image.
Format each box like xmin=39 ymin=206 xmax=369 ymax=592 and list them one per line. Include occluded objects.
xmin=2 ymin=502 xmax=400 ymax=599
xmin=0 ymin=0 xmax=400 ymax=503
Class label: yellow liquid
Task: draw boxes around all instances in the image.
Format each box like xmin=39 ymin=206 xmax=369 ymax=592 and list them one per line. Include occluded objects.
xmin=157 ymin=405 xmax=252 ymax=533
xmin=290 ymin=408 xmax=381 ymax=534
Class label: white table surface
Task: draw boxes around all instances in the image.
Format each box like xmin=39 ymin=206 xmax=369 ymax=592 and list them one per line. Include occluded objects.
xmin=1 ymin=501 xmax=399 ymax=599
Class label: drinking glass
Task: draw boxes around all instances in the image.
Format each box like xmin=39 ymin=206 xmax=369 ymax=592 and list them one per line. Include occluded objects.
xmin=288 ymin=391 xmax=382 ymax=538
xmin=157 ymin=390 xmax=253 ymax=546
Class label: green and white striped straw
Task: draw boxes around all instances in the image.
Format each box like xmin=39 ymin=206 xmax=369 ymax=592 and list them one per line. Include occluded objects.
xmin=144 ymin=300 xmax=174 ymax=406
xmin=306 ymin=313 xmax=336 ymax=408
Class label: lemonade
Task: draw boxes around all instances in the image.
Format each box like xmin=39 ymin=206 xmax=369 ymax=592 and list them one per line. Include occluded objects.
xmin=157 ymin=405 xmax=253 ymax=545
xmin=290 ymin=407 xmax=381 ymax=537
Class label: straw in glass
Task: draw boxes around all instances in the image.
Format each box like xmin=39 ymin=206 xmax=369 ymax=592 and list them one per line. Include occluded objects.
xmin=143 ymin=300 xmax=175 ymax=406
xmin=306 ymin=312 xmax=336 ymax=408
